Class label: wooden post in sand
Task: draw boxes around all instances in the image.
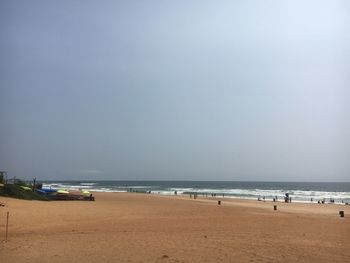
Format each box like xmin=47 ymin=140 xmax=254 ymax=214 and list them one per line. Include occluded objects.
xmin=274 ymin=205 xmax=277 ymax=211
xmin=5 ymin=211 xmax=9 ymax=241
xmin=218 ymin=200 xmax=221 ymax=205
xmin=339 ymin=211 xmax=344 ymax=218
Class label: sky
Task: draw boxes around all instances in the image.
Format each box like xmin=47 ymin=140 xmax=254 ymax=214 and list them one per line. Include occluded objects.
xmin=0 ymin=0 xmax=349 ymax=181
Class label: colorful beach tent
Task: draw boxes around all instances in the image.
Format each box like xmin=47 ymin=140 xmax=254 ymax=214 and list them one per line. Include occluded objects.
xmin=57 ymin=189 xmax=69 ymax=194
xmin=82 ymin=190 xmax=91 ymax=196
xmin=20 ymin=186 xmax=32 ymax=191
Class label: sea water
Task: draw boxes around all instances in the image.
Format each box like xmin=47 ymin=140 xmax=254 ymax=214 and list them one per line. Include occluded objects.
xmin=41 ymin=181 xmax=350 ymax=204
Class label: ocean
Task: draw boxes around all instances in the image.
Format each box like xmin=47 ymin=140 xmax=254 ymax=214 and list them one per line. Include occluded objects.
xmin=41 ymin=180 xmax=350 ymax=204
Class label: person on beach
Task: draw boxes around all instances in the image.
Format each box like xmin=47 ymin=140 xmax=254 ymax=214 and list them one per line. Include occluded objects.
xmin=285 ymin=193 xmax=289 ymax=203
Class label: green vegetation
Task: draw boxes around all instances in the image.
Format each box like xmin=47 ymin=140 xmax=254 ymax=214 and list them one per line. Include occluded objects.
xmin=0 ymin=183 xmax=49 ymax=201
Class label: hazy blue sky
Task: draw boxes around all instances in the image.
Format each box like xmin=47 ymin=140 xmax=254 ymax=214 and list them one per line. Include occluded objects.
xmin=1 ymin=0 xmax=349 ymax=181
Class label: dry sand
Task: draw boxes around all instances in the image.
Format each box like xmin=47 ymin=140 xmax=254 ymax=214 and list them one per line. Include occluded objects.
xmin=1 ymin=192 xmax=350 ymax=263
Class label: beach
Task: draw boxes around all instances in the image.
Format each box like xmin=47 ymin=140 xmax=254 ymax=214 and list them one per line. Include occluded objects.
xmin=1 ymin=192 xmax=350 ymax=263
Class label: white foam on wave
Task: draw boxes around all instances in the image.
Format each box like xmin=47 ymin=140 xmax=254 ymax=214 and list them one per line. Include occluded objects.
xmin=80 ymin=183 xmax=97 ymax=186
xmin=128 ymin=185 xmax=159 ymax=189
xmin=162 ymin=187 xmax=350 ymax=202
xmin=42 ymin=183 xmax=93 ymax=190
xmin=41 ymin=182 xmax=350 ymax=203
xmin=89 ymin=188 xmax=126 ymax=193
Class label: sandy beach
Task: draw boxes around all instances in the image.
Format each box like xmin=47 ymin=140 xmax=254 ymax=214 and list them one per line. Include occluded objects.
xmin=1 ymin=193 xmax=350 ymax=263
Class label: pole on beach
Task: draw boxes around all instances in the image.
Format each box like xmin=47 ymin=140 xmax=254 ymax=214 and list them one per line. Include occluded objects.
xmin=5 ymin=211 xmax=9 ymax=241
xmin=218 ymin=200 xmax=221 ymax=205
xmin=32 ymin=177 xmax=36 ymax=191
xmin=339 ymin=211 xmax=344 ymax=218
xmin=274 ymin=205 xmax=277 ymax=211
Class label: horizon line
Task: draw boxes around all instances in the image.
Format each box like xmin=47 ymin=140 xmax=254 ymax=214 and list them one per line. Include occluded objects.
xmin=36 ymin=179 xmax=350 ymax=183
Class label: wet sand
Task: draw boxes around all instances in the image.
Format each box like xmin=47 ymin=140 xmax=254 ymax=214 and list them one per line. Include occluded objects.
xmin=1 ymin=192 xmax=350 ymax=262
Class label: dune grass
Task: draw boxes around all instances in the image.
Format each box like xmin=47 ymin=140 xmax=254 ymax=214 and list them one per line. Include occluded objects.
xmin=0 ymin=183 xmax=49 ymax=201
